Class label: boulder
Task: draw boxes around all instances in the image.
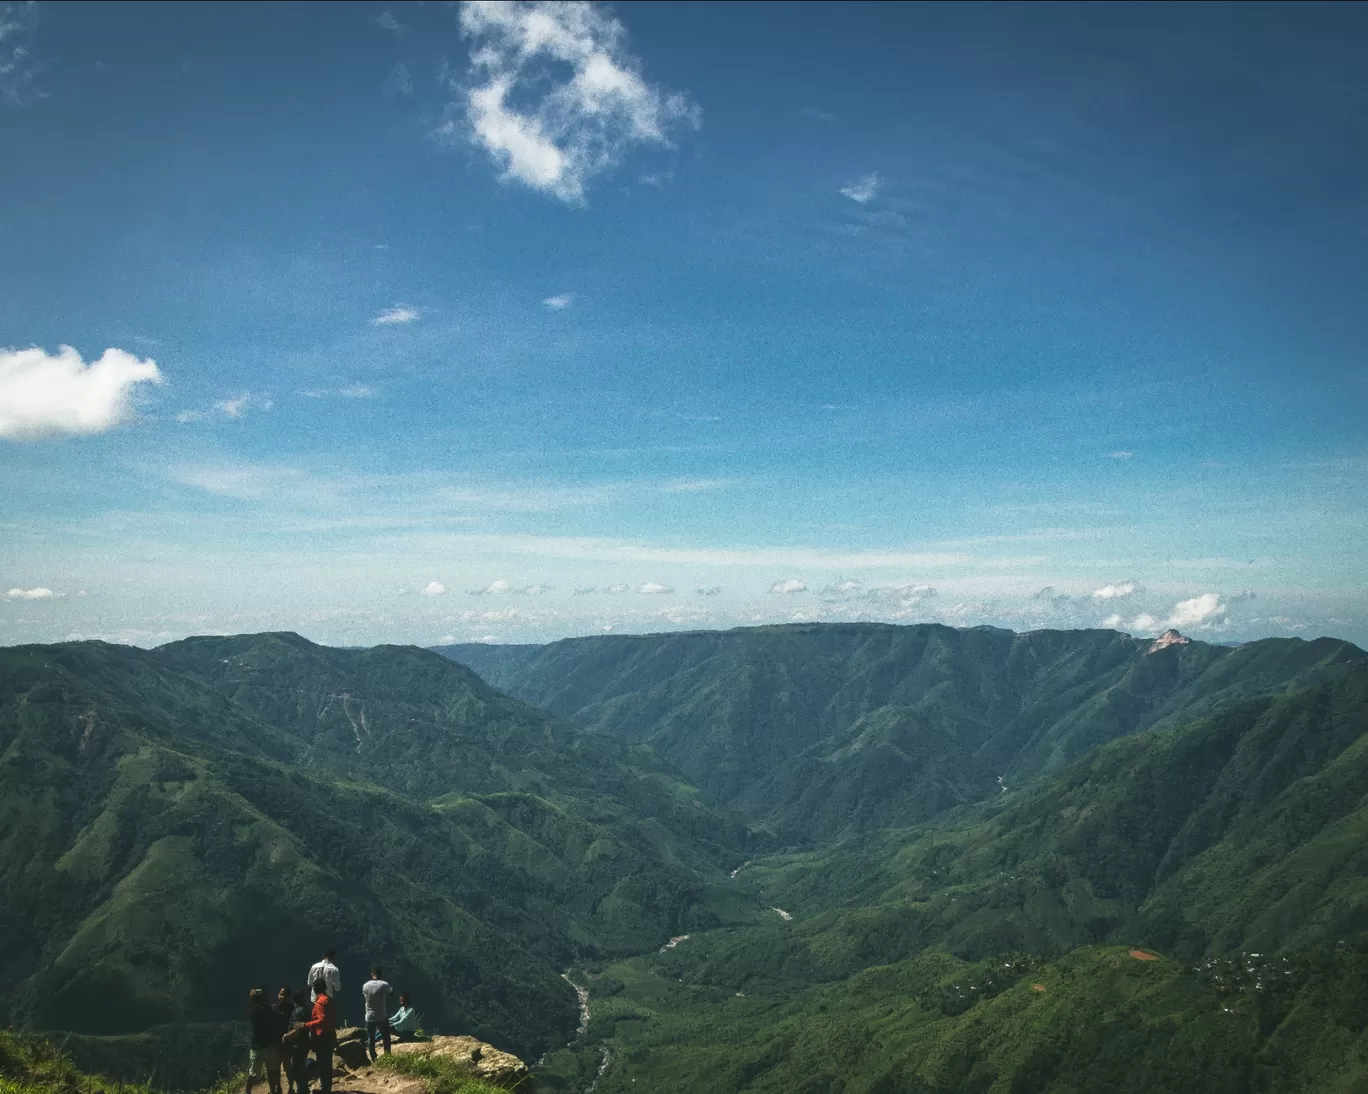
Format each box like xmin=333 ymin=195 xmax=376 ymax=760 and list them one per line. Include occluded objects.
xmin=389 ymin=1036 xmax=528 ymax=1088
xmin=333 ymin=1027 xmax=372 ymax=1071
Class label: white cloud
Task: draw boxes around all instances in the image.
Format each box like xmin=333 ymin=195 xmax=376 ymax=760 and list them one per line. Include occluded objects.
xmin=840 ymin=172 xmax=880 ymax=203
xmin=1092 ymin=581 xmax=1138 ymax=600
xmin=1106 ymin=450 xmax=1135 ymax=460
xmin=1131 ymin=613 xmax=1159 ymax=632
xmin=770 ymin=579 xmax=807 ymax=595
xmin=1100 ymin=613 xmax=1124 ymax=629
xmin=543 ymin=293 xmax=574 ymax=310
xmin=471 ymin=579 xmax=512 ymax=595
xmin=372 ymin=305 xmax=420 ymax=326
xmin=605 ymin=583 xmax=629 ymax=594
xmin=422 ymin=581 xmax=447 ymax=596
xmin=0 ymin=346 xmax=162 ymax=440
xmin=1166 ymin=593 xmax=1225 ymax=629
xmin=339 ymin=384 xmax=376 ymax=398
xmin=454 ymin=0 xmax=700 ymax=204
xmin=6 ymin=586 xmax=56 ymax=600
xmin=638 ymin=581 xmax=673 ymax=594
xmin=377 ymin=11 xmax=402 ymax=33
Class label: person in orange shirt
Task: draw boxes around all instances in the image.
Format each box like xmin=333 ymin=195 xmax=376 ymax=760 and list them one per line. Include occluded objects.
xmin=292 ymin=977 xmax=336 ymax=1094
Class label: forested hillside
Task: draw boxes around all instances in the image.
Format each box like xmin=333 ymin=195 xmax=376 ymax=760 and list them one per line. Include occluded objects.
xmin=536 ymin=661 xmax=1368 ymax=1093
xmin=435 ymin=625 xmax=1365 ymax=840
xmin=0 ymin=634 xmax=763 ymax=1060
xmin=6 ymin=623 xmax=1367 ymax=1093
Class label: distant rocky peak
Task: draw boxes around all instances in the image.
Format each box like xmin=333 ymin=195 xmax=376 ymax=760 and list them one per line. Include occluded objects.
xmin=1146 ymin=629 xmax=1190 ymax=654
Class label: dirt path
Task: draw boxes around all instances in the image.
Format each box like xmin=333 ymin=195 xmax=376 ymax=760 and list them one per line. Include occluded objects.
xmin=332 ymin=1064 xmax=426 ymax=1094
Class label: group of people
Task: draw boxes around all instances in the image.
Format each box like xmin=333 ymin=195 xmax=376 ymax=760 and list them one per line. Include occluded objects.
xmin=245 ymin=949 xmax=422 ymax=1094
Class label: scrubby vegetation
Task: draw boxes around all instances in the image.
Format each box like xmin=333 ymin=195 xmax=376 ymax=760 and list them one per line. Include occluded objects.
xmin=372 ymin=1053 xmax=513 ymax=1094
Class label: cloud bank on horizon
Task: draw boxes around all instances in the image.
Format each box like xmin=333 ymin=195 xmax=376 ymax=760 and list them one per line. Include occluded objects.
xmin=1 ymin=1 xmax=1365 ymax=649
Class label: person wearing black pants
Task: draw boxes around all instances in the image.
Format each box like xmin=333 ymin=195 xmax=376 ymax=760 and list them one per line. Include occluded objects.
xmin=286 ymin=990 xmax=312 ymax=1094
xmin=296 ymin=978 xmax=336 ymax=1094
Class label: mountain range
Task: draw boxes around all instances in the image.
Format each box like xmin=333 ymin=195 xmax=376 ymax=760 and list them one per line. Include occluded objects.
xmin=4 ymin=622 xmax=1367 ymax=1092
xmin=435 ymin=624 xmax=1363 ymax=841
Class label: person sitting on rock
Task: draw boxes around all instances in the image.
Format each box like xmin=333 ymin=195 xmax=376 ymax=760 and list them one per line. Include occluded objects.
xmin=361 ymin=967 xmax=393 ymax=1061
xmin=387 ymin=995 xmax=420 ymax=1043
xmin=245 ymin=987 xmax=284 ymax=1094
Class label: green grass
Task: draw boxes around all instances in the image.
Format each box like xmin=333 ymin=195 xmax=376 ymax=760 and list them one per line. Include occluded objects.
xmin=0 ymin=1031 xmax=160 ymax=1094
xmin=371 ymin=1053 xmax=517 ymax=1094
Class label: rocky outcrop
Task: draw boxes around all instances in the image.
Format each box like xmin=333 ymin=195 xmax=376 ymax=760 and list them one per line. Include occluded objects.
xmin=391 ymin=1035 xmax=529 ymax=1087
xmin=1146 ymin=629 xmax=1190 ymax=654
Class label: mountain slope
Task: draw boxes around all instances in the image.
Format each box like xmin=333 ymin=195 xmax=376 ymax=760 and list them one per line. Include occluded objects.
xmin=731 ymin=662 xmax=1368 ymax=967
xmin=435 ymin=624 xmax=1365 ymax=840
xmin=539 ymin=938 xmax=1368 ymax=1094
xmin=533 ymin=663 xmax=1368 ymax=1092
xmin=0 ymin=634 xmax=762 ymax=1060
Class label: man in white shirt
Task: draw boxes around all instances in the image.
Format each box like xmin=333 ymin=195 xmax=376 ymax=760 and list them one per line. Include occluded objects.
xmin=307 ymin=949 xmax=342 ymax=1005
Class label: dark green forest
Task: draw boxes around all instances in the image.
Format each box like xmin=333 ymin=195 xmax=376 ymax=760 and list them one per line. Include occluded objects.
xmin=4 ymin=624 xmax=1368 ymax=1091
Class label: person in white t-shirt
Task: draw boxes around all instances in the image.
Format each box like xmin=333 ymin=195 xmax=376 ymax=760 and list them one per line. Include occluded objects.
xmin=307 ymin=950 xmax=342 ymax=1005
xmin=361 ymin=967 xmax=393 ymax=1061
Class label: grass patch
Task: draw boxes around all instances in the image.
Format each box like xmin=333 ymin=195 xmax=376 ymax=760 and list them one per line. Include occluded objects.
xmin=371 ymin=1054 xmax=515 ymax=1094
xmin=0 ymin=1032 xmax=161 ymax=1094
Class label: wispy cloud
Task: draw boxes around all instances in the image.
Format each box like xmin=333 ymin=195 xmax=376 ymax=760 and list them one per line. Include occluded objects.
xmin=840 ymin=172 xmax=881 ymax=204
xmin=382 ymin=62 xmax=413 ymax=97
xmin=300 ymin=384 xmax=376 ymax=399
xmin=543 ymin=293 xmax=574 ymax=310
xmin=450 ymin=0 xmax=700 ymax=204
xmin=376 ymin=11 xmax=402 ymax=33
xmin=372 ymin=305 xmax=421 ymax=326
xmin=638 ymin=581 xmax=674 ymax=594
xmin=175 ymin=392 xmax=272 ymax=423
xmin=770 ymin=579 xmax=807 ymax=594
xmin=0 ymin=345 xmax=162 ymax=441
xmin=422 ymin=581 xmax=447 ymax=596
xmin=0 ymin=2 xmax=41 ymax=106
xmin=696 ymin=585 xmax=721 ymax=597
xmin=1106 ymin=450 xmax=1135 ymax=460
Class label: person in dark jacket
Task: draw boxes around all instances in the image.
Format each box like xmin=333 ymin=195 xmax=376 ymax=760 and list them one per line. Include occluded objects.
xmin=245 ymin=987 xmax=283 ymax=1094
xmin=284 ymin=990 xmax=311 ymax=1094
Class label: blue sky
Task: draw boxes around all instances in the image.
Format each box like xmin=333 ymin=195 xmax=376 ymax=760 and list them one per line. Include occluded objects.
xmin=2 ymin=0 xmax=1366 ymax=648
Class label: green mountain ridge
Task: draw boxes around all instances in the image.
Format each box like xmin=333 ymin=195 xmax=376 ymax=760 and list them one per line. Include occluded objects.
xmin=7 ymin=622 xmax=1368 ymax=1092
xmin=434 ymin=624 xmax=1365 ymax=841
xmin=535 ymin=662 xmax=1368 ymax=1092
xmin=0 ymin=633 xmax=763 ymax=1064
